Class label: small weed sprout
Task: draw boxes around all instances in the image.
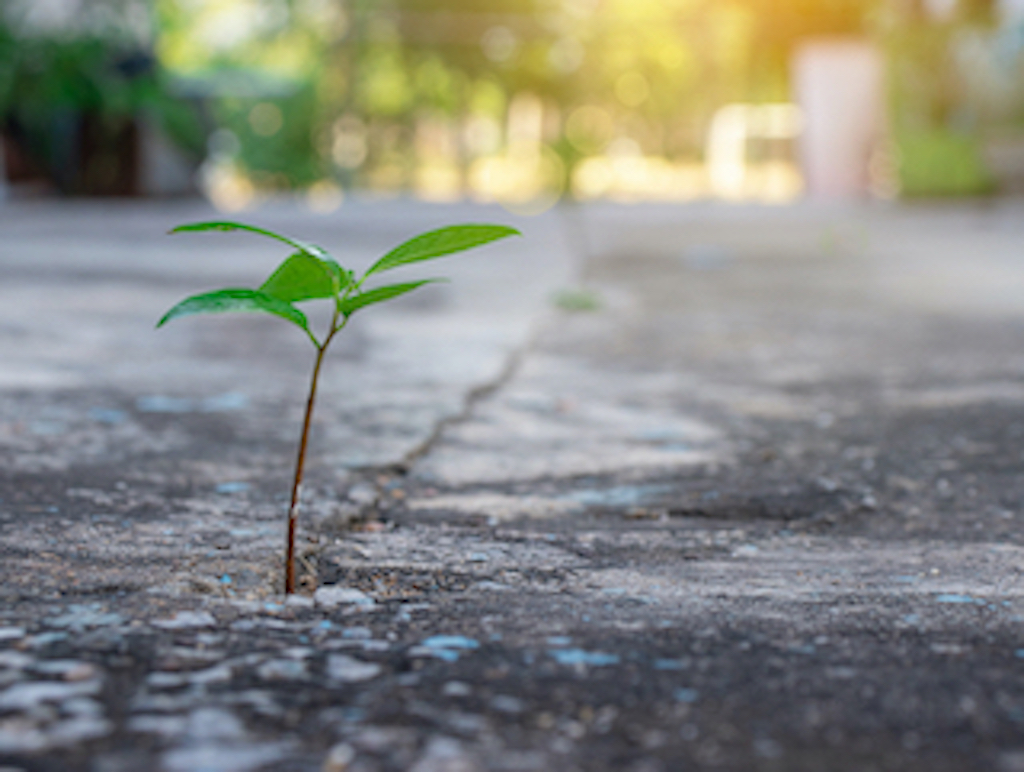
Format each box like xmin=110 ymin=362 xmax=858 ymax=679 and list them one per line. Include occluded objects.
xmin=158 ymin=220 xmax=520 ymax=594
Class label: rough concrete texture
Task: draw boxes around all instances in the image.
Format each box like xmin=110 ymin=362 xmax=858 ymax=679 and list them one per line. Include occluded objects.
xmin=1 ymin=199 xmax=1024 ymax=771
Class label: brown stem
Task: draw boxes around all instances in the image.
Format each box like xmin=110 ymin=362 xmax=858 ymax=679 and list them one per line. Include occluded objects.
xmin=284 ymin=337 xmax=332 ymax=595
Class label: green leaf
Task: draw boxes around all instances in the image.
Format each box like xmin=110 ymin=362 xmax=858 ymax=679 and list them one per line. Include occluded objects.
xmin=170 ymin=221 xmax=332 ymax=261
xmin=156 ymin=288 xmax=309 ymax=331
xmin=326 ymin=261 xmax=350 ymax=291
xmin=365 ymin=224 xmax=519 ymax=277
xmin=260 ymin=252 xmax=348 ymax=303
xmin=339 ymin=280 xmax=443 ymax=316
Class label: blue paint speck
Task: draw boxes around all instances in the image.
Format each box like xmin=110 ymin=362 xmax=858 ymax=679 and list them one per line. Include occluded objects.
xmin=654 ymin=659 xmax=687 ymax=671
xmin=90 ymin=408 xmax=127 ymax=425
xmin=936 ymin=594 xmax=980 ymax=604
xmin=216 ymin=482 xmax=250 ymax=494
xmin=550 ymin=649 xmax=620 ymax=667
xmin=422 ymin=635 xmax=480 ymax=650
xmin=674 ymin=688 xmax=700 ymax=703
xmin=200 ymin=392 xmax=249 ymax=412
xmin=136 ymin=395 xmax=193 ymax=413
xmin=547 ymin=636 xmax=572 ymax=647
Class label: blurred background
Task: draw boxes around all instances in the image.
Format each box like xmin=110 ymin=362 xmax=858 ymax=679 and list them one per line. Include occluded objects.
xmin=1 ymin=0 xmax=1023 ymax=213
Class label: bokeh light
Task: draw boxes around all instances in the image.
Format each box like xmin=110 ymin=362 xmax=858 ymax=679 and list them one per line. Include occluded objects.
xmin=2 ymin=0 xmax=1024 ymax=206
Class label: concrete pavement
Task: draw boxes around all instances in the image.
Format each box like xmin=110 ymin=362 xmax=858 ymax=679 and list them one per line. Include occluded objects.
xmin=1 ymin=198 xmax=1024 ymax=771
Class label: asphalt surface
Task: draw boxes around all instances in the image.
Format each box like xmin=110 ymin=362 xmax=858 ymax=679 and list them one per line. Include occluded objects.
xmin=1 ymin=198 xmax=1024 ymax=772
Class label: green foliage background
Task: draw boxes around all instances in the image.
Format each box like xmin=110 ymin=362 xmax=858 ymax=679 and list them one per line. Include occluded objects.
xmin=148 ymin=0 xmax=873 ymax=191
xmin=2 ymin=0 xmax=1021 ymax=196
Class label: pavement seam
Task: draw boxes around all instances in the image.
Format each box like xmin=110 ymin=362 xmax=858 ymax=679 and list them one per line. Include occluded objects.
xmin=398 ymin=343 xmax=529 ymax=472
xmin=297 ymin=325 xmax=536 ymax=579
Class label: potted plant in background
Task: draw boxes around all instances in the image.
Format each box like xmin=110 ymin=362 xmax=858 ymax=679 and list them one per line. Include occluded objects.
xmin=0 ymin=17 xmax=204 ymax=196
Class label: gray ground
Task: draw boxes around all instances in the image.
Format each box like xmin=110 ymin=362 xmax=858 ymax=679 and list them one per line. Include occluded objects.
xmin=1 ymin=198 xmax=1024 ymax=772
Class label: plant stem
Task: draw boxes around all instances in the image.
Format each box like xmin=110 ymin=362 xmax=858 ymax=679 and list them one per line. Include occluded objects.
xmin=284 ymin=315 xmax=344 ymax=595
xmin=285 ymin=345 xmax=326 ymax=595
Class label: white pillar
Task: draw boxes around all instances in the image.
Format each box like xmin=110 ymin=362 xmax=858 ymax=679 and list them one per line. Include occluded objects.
xmin=792 ymin=39 xmax=885 ymax=199
xmin=999 ymin=0 xmax=1024 ymax=24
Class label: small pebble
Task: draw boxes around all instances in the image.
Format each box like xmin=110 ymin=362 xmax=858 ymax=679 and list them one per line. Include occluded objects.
xmin=46 ymin=716 xmax=112 ymax=745
xmin=491 ymin=694 xmax=525 ymax=714
xmin=31 ymin=660 xmax=98 ymax=682
xmin=408 ymin=646 xmax=460 ymax=663
xmin=24 ymin=633 xmax=68 ymax=649
xmin=162 ymin=742 xmax=288 ymax=772
xmin=442 ymin=681 xmax=472 ymax=697
xmin=0 ymin=652 xmax=33 ymax=669
xmin=327 ymin=654 xmax=381 ymax=683
xmin=0 ymin=679 xmax=101 ymax=710
xmin=323 ymin=742 xmax=356 ymax=772
xmin=314 ymin=586 xmax=374 ymax=609
xmin=151 ymin=611 xmax=217 ymax=630
xmin=188 ymin=664 xmax=233 ymax=686
xmin=257 ymin=659 xmax=308 ymax=681
xmin=129 ymin=714 xmax=188 ymax=738
xmin=346 ymin=483 xmax=377 ymax=505
xmin=185 ymin=707 xmax=246 ymax=741
xmin=47 ymin=607 xmax=123 ymax=631
xmin=147 ymin=672 xmax=187 ymax=689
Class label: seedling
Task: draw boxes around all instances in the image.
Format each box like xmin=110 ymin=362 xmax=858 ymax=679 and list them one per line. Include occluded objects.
xmin=158 ymin=220 xmax=520 ymax=594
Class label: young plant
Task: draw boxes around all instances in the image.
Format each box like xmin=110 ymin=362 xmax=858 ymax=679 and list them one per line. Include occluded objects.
xmin=158 ymin=220 xmax=520 ymax=595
